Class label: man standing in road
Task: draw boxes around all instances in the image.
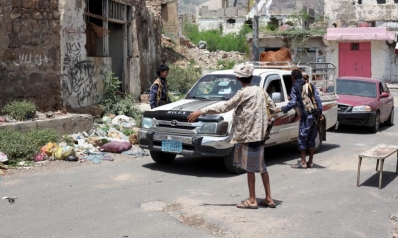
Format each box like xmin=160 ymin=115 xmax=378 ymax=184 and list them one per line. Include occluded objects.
xmin=187 ymin=62 xmax=277 ymax=209
xmin=276 ymin=69 xmax=323 ymax=169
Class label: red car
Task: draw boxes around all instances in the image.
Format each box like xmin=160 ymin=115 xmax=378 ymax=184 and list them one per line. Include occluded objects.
xmin=332 ymin=77 xmax=394 ymax=132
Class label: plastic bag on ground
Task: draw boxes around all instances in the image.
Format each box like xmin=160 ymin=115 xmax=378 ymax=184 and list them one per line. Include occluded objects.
xmin=55 ymin=147 xmax=63 ymax=160
xmin=111 ymin=115 xmax=136 ymax=128
xmin=0 ymin=152 xmax=8 ymax=162
xmin=99 ymin=141 xmax=132 ymax=153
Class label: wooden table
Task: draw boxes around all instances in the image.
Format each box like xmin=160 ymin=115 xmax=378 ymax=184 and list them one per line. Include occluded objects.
xmin=357 ymin=144 xmax=398 ymax=189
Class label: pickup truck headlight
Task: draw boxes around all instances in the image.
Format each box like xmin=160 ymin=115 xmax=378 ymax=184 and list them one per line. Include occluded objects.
xmin=198 ymin=122 xmax=228 ymax=135
xmin=142 ymin=117 xmax=154 ymax=128
xmin=352 ymin=105 xmax=371 ymax=112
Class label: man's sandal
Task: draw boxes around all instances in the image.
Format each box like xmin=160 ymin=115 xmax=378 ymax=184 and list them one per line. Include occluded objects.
xmin=291 ymin=162 xmax=307 ymax=169
xmin=236 ymin=199 xmax=258 ymax=209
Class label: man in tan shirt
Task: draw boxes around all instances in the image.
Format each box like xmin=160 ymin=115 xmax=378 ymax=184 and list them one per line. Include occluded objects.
xmin=188 ymin=62 xmax=276 ymax=209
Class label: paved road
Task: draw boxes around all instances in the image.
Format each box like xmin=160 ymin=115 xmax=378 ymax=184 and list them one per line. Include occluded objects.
xmin=2 ymin=92 xmax=398 ymax=238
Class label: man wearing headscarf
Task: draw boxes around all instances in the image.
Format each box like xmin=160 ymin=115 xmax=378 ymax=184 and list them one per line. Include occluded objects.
xmin=149 ymin=64 xmax=171 ymax=109
xmin=187 ymin=62 xmax=277 ymax=209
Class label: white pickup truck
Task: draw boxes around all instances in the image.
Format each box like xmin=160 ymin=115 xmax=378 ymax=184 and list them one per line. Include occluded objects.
xmin=138 ymin=62 xmax=338 ymax=173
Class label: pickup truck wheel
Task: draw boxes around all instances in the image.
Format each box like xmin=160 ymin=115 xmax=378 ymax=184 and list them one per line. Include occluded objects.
xmin=223 ymin=147 xmax=246 ymax=174
xmin=314 ymin=126 xmax=323 ymax=153
xmin=150 ymin=151 xmax=176 ymax=164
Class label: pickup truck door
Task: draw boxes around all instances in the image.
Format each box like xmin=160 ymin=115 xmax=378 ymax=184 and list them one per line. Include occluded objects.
xmin=263 ymin=74 xmax=293 ymax=143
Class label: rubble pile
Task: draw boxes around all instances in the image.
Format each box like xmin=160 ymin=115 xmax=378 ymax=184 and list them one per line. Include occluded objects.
xmin=162 ymin=35 xmax=247 ymax=69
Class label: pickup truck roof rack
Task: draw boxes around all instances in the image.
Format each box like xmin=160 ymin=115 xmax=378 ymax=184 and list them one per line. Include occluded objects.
xmin=248 ymin=61 xmax=338 ymax=99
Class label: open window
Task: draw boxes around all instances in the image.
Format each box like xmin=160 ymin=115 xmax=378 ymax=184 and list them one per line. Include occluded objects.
xmin=265 ymin=74 xmax=285 ymax=103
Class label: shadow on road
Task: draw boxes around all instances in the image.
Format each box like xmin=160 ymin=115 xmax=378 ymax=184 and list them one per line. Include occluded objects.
xmin=142 ymin=142 xmax=340 ymax=177
xmin=329 ymin=124 xmax=392 ymax=135
xmin=359 ymin=171 xmax=397 ymax=189
xmin=142 ymin=156 xmax=238 ymax=178
xmin=200 ymin=199 xmax=284 ymax=208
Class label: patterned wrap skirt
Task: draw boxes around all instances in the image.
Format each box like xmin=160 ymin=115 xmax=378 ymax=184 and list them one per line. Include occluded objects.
xmin=233 ymin=141 xmax=267 ymax=173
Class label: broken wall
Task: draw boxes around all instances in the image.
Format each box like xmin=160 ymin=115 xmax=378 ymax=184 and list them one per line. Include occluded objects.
xmin=325 ymin=0 xmax=398 ymax=26
xmin=160 ymin=0 xmax=179 ymax=44
xmin=60 ymin=0 xmax=111 ymax=109
xmin=0 ymin=0 xmax=62 ymax=111
xmin=137 ymin=0 xmax=162 ymax=94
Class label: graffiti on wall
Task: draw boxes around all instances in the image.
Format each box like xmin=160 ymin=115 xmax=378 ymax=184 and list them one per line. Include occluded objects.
xmin=62 ymin=15 xmax=86 ymax=41
xmin=61 ymin=7 xmax=105 ymax=108
xmin=62 ymin=60 xmax=100 ymax=106
xmin=14 ymin=53 xmax=49 ymax=67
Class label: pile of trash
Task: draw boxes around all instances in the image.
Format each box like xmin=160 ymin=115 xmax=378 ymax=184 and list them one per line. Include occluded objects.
xmin=63 ymin=114 xmax=149 ymax=164
xmin=0 ymin=114 xmax=149 ymax=173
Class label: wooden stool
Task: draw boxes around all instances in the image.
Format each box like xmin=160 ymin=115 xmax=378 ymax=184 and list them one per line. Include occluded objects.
xmin=357 ymin=144 xmax=398 ymax=189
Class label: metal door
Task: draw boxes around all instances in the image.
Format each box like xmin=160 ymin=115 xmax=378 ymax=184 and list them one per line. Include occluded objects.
xmin=339 ymin=42 xmax=371 ymax=77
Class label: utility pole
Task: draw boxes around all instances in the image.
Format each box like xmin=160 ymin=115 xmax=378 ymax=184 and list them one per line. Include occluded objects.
xmin=252 ymin=14 xmax=259 ymax=61
xmin=247 ymin=0 xmax=267 ymax=61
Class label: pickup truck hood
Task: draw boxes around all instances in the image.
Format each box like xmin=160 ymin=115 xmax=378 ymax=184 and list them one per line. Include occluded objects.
xmin=148 ymin=99 xmax=233 ymax=120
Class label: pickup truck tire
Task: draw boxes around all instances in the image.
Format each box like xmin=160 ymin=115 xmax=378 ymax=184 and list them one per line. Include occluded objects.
xmin=150 ymin=151 xmax=176 ymax=164
xmin=223 ymin=146 xmax=246 ymax=174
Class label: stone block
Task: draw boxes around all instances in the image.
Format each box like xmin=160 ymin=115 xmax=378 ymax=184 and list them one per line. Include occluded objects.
xmin=12 ymin=0 xmax=21 ymax=7
xmin=8 ymin=32 xmax=21 ymax=48
xmin=39 ymin=0 xmax=49 ymax=8
xmin=32 ymin=12 xmax=42 ymax=20
xmin=51 ymin=20 xmax=59 ymax=32
xmin=48 ymin=0 xmax=57 ymax=9
xmin=52 ymin=10 xmax=59 ymax=19
xmin=21 ymin=13 xmax=31 ymax=19
xmin=12 ymin=19 xmax=22 ymax=33
xmin=22 ymin=0 xmax=37 ymax=8
xmin=140 ymin=94 xmax=149 ymax=103
xmin=0 ymin=114 xmax=94 ymax=136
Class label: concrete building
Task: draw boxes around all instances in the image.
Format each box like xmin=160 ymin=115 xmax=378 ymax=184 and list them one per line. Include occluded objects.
xmin=323 ymin=0 xmax=398 ymax=82
xmin=0 ymin=0 xmax=177 ymax=112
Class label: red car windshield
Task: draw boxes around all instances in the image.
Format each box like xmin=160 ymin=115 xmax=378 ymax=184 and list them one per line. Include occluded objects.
xmin=336 ymin=79 xmax=377 ymax=98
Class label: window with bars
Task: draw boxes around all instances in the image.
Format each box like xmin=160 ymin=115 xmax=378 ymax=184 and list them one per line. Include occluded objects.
xmin=351 ymin=43 xmax=359 ymax=50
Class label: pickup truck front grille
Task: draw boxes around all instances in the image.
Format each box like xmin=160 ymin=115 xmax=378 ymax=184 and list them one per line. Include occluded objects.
xmin=157 ymin=124 xmax=196 ymax=130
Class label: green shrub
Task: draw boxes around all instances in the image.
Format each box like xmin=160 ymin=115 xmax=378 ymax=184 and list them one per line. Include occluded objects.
xmin=182 ymin=21 xmax=251 ymax=54
xmin=100 ymin=73 xmax=143 ymax=126
xmin=0 ymin=128 xmax=59 ymax=164
xmin=167 ymin=63 xmax=202 ymax=97
xmin=2 ymin=100 xmax=36 ymax=121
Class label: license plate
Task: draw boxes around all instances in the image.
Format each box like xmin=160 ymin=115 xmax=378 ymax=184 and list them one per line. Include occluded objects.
xmin=161 ymin=140 xmax=182 ymax=153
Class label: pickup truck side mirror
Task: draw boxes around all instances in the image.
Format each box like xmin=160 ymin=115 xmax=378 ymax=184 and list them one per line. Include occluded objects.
xmin=271 ymin=92 xmax=283 ymax=103
xmin=380 ymin=92 xmax=389 ymax=98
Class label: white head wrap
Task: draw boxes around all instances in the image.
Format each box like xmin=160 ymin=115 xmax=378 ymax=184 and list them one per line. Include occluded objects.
xmin=233 ymin=62 xmax=254 ymax=78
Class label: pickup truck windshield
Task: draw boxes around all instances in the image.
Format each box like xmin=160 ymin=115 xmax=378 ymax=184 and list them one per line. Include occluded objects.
xmin=186 ymin=74 xmax=261 ymax=100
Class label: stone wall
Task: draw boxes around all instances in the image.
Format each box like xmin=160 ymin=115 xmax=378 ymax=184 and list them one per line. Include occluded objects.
xmin=0 ymin=0 xmax=63 ymax=111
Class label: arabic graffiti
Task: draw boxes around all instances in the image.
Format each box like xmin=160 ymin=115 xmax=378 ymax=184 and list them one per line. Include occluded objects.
xmin=14 ymin=53 xmax=49 ymax=67
xmin=62 ymin=15 xmax=85 ymax=41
